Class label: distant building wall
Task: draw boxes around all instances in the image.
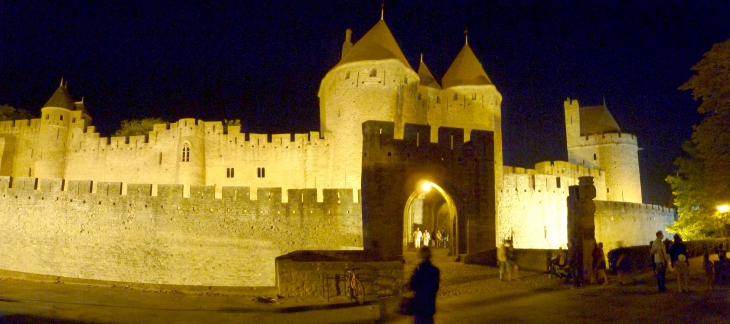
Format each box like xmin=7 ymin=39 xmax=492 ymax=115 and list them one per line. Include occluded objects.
xmin=0 ymin=176 xmax=362 ymax=287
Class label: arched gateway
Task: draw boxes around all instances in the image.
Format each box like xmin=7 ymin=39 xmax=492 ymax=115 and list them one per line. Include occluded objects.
xmin=361 ymin=121 xmax=497 ymax=260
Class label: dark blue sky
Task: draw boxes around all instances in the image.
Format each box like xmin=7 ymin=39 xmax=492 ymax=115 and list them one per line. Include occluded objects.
xmin=1 ymin=1 xmax=729 ymax=205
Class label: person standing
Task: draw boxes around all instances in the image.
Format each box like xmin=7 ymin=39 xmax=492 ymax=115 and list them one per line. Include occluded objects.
xmin=497 ymin=240 xmax=509 ymax=281
xmin=675 ymin=254 xmax=690 ymax=292
xmin=506 ymin=240 xmax=519 ymax=280
xmin=703 ymin=253 xmax=714 ymax=292
xmin=442 ymin=229 xmax=448 ymax=248
xmin=408 ymin=247 xmax=440 ymax=324
xmin=651 ymin=231 xmax=669 ymax=292
xmin=592 ymin=242 xmax=609 ymax=285
xmin=423 ymin=230 xmax=431 ymax=247
xmin=435 ymin=230 xmax=443 ymax=248
xmin=567 ymin=239 xmax=582 ymax=289
xmin=668 ymin=234 xmax=688 ymax=288
xmin=413 ymin=227 xmax=423 ymax=249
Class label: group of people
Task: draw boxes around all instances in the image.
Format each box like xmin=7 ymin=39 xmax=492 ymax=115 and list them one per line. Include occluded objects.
xmin=650 ymin=231 xmax=718 ymax=293
xmin=412 ymin=227 xmax=448 ymax=249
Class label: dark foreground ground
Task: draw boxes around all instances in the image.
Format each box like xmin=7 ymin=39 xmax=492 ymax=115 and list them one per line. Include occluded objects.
xmin=0 ymin=248 xmax=728 ymax=324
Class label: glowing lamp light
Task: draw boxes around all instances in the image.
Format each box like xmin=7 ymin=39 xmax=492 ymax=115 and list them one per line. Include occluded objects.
xmin=718 ymin=205 xmax=729 ymax=213
xmin=420 ymin=181 xmax=432 ymax=193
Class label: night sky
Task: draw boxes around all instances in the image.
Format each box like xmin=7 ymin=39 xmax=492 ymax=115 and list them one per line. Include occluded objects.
xmin=1 ymin=1 xmax=729 ymax=205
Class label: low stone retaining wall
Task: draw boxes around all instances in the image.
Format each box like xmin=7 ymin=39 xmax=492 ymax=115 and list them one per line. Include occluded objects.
xmin=276 ymin=251 xmax=404 ymax=298
xmin=464 ymin=249 xmax=555 ymax=273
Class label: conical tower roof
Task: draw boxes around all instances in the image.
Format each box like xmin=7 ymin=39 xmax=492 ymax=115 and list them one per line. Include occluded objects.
xmin=336 ymin=20 xmax=412 ymax=69
xmin=579 ymin=105 xmax=621 ymax=135
xmin=43 ymin=82 xmax=75 ymax=110
xmin=442 ymin=43 xmax=492 ymax=88
xmin=418 ymin=57 xmax=441 ymax=89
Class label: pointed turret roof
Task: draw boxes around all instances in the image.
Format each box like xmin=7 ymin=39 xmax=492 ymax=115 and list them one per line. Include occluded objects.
xmin=417 ymin=56 xmax=441 ymax=89
xmin=441 ymin=44 xmax=492 ymax=88
xmin=579 ymin=105 xmax=621 ymax=135
xmin=336 ymin=20 xmax=412 ymax=69
xmin=43 ymin=81 xmax=75 ymax=110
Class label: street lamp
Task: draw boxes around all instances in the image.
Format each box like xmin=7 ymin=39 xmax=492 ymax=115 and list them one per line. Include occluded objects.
xmin=420 ymin=181 xmax=432 ymax=193
xmin=718 ymin=205 xmax=729 ymax=213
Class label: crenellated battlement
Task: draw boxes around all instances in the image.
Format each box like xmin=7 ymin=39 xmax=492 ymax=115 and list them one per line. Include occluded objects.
xmin=362 ymin=121 xmax=494 ymax=163
xmin=594 ymin=200 xmax=675 ymax=215
xmin=576 ymin=131 xmax=638 ymax=146
xmin=0 ymin=176 xmax=358 ymax=207
xmin=0 ymin=119 xmax=41 ymax=134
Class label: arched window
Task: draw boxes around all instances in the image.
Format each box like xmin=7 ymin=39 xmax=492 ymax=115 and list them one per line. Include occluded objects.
xmin=181 ymin=142 xmax=190 ymax=162
xmin=370 ymin=68 xmax=377 ymax=77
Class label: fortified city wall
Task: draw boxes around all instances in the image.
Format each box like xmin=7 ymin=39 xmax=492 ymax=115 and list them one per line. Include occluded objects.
xmin=0 ymin=176 xmax=362 ymax=287
xmin=498 ymin=161 xmax=670 ymax=250
xmin=0 ymin=118 xmax=338 ymax=200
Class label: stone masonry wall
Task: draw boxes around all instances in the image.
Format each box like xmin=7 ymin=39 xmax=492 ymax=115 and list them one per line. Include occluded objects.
xmin=0 ymin=177 xmax=362 ymax=287
xmin=594 ymin=200 xmax=675 ymax=252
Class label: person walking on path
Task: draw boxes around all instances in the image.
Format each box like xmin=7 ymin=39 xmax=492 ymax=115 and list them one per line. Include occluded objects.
xmin=651 ymin=231 xmax=669 ymax=292
xmin=408 ymin=247 xmax=440 ymax=324
xmin=506 ymin=240 xmax=519 ymax=280
xmin=442 ymin=229 xmax=448 ymax=248
xmin=413 ymin=227 xmax=423 ymax=249
xmin=703 ymin=253 xmax=714 ymax=291
xmin=592 ymin=242 xmax=609 ymax=285
xmin=423 ymin=230 xmax=431 ymax=247
xmin=435 ymin=230 xmax=442 ymax=248
xmin=497 ymin=240 xmax=510 ymax=281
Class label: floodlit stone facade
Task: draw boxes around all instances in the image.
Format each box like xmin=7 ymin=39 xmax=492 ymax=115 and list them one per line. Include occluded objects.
xmin=0 ymin=17 xmax=674 ymax=286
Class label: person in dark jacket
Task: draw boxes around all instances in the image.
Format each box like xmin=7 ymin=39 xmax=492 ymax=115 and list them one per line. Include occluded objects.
xmin=408 ymin=246 xmax=440 ymax=324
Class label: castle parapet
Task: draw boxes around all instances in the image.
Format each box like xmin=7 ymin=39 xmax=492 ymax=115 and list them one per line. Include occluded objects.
xmin=579 ymin=132 xmax=637 ymax=146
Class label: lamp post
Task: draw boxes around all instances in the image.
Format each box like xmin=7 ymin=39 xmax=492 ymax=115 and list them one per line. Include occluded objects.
xmin=718 ymin=205 xmax=729 ymax=238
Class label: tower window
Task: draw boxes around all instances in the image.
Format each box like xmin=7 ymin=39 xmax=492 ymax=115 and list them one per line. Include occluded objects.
xmin=257 ymin=167 xmax=266 ymax=178
xmin=227 ymin=168 xmax=235 ymax=178
xmin=60 ymin=115 xmax=64 ymax=121
xmin=556 ymin=177 xmax=561 ymax=188
xmin=418 ymin=93 xmax=421 ymax=100
xmin=46 ymin=114 xmax=50 ymax=120
xmin=472 ymin=93 xmax=476 ymax=100
xmin=181 ymin=143 xmax=190 ymax=162
xmin=593 ymin=153 xmax=597 ymax=160
xmin=453 ymin=93 xmax=458 ymax=101
xmin=345 ymin=71 xmax=350 ymax=79
xmin=436 ymin=96 xmax=440 ymax=104
xmin=370 ymin=69 xmax=377 ymax=77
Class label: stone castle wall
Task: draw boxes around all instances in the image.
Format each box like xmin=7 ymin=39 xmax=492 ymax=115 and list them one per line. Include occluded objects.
xmin=0 ymin=176 xmax=362 ymax=287
xmin=498 ymin=161 xmax=670 ymax=250
xmin=594 ymin=200 xmax=675 ymax=252
xmin=0 ymin=118 xmax=339 ymax=200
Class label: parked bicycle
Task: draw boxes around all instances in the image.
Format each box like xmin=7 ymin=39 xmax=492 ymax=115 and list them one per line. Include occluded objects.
xmin=343 ymin=267 xmax=365 ymax=304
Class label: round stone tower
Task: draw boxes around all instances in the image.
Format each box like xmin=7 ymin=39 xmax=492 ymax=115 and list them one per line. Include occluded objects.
xmin=564 ymin=99 xmax=642 ymax=203
xmin=318 ymin=19 xmax=418 ymax=189
xmin=431 ymin=40 xmax=504 ymax=187
xmin=35 ymin=81 xmax=74 ymax=179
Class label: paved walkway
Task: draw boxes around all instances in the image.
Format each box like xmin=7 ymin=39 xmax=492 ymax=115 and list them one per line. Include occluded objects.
xmin=0 ymin=248 xmax=728 ymax=323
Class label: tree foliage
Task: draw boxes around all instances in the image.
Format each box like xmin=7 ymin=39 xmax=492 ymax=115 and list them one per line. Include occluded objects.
xmin=668 ymin=40 xmax=730 ymax=239
xmin=113 ymin=118 xmax=167 ymax=137
xmin=0 ymin=104 xmax=35 ymax=121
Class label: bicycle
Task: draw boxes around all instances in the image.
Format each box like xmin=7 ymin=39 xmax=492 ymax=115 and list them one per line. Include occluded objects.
xmin=343 ymin=267 xmax=365 ymax=305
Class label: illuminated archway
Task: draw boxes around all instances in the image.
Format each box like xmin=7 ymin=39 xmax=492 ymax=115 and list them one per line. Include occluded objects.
xmin=403 ymin=181 xmax=458 ymax=256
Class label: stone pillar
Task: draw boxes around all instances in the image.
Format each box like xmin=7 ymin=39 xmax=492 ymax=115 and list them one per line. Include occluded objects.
xmin=567 ymin=176 xmax=596 ymax=282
